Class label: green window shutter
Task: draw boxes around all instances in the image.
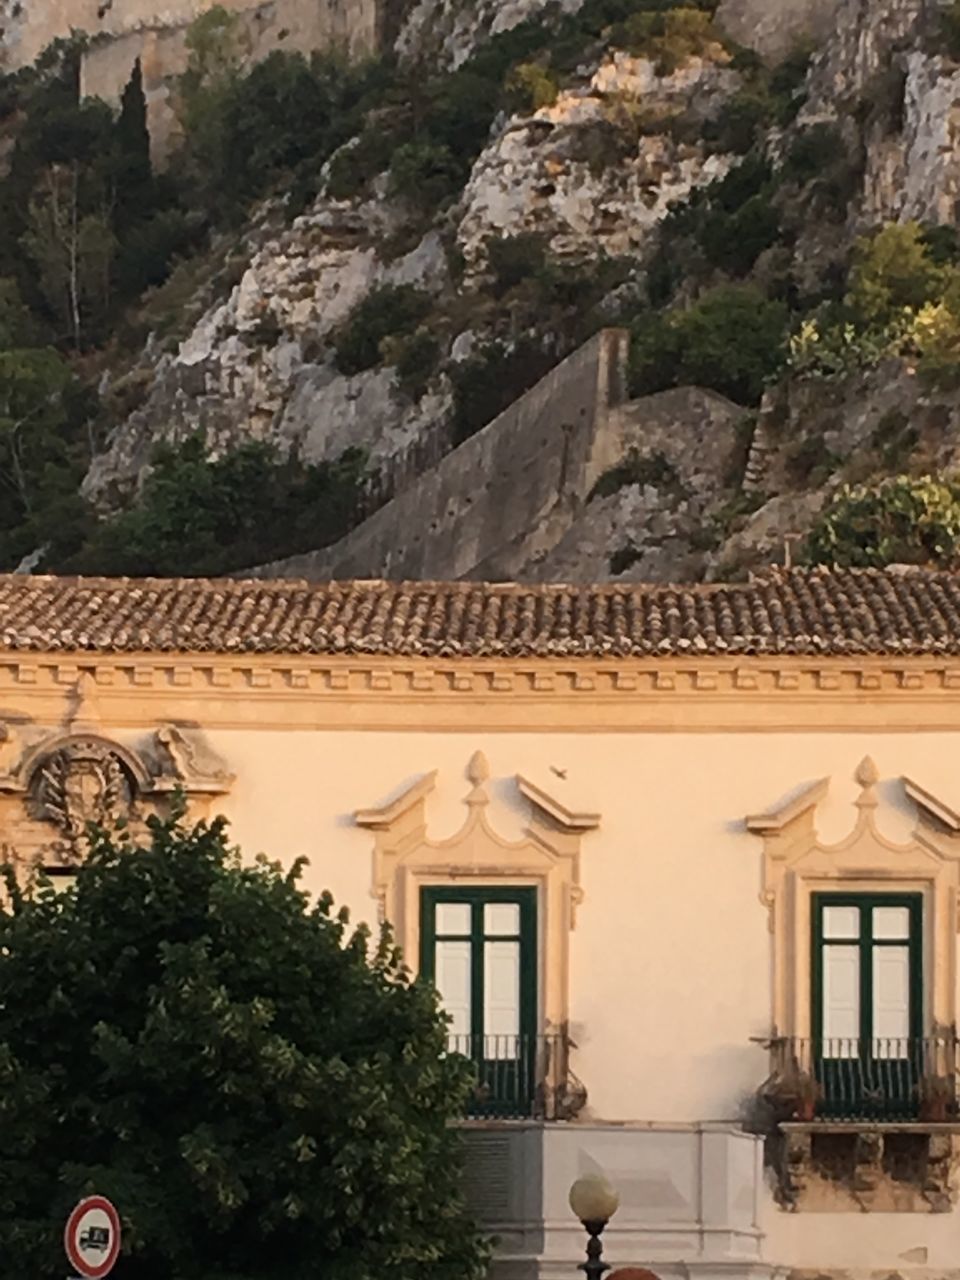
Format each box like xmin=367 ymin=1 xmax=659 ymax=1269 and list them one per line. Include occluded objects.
xmin=420 ymin=886 xmax=537 ymax=1044
xmin=812 ymin=892 xmax=922 ymax=1045
xmin=811 ymin=892 xmax=924 ymax=1119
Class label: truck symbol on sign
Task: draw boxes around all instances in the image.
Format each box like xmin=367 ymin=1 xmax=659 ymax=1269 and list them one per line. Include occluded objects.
xmin=79 ymin=1226 xmax=110 ymax=1252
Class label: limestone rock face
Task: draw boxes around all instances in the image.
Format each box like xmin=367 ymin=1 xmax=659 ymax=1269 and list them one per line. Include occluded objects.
xmin=476 ymin=383 xmax=745 ymax=586
xmin=709 ymin=491 xmax=831 ymax=580
xmin=77 ymin=0 xmax=960 ymax=584
xmin=860 ymin=52 xmax=960 ymax=226
xmin=715 ymin=0 xmax=843 ymax=62
xmin=802 ymin=0 xmax=926 ymax=115
xmin=83 ymin=212 xmax=452 ymax=501
xmin=457 ymin=52 xmax=738 ymax=272
xmin=395 ymin=0 xmax=585 ymax=69
xmin=84 ymin=39 xmax=741 ymax=506
xmin=535 ymin=484 xmax=715 ymax=584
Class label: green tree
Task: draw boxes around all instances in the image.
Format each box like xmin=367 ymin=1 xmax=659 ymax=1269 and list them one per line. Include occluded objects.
xmin=504 ymin=62 xmax=559 ymax=112
xmin=69 ymin=436 xmax=367 ymax=576
xmin=629 ymin=285 xmax=788 ymax=405
xmin=0 ymin=810 xmax=490 ymax=1280
xmin=180 ymin=4 xmax=248 ymax=114
xmin=22 ymin=163 xmax=117 ymax=347
xmin=113 ymin=59 xmax=153 ymax=235
xmin=0 ymin=345 xmax=94 ymax=569
xmin=388 ymin=141 xmax=464 ymax=210
xmin=846 ymin=222 xmax=943 ymax=329
xmin=178 ymin=48 xmax=362 ymax=222
xmin=333 ymin=285 xmax=433 ymax=375
xmin=942 ymin=0 xmax=960 ymax=58
xmin=449 ymin=336 xmax=556 ymax=442
xmin=805 ymin=474 xmax=960 ymax=568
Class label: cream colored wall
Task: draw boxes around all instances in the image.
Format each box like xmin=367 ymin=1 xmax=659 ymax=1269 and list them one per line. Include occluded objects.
xmin=99 ymin=724 xmax=953 ymax=1120
xmin=35 ymin=719 xmax=960 ymax=1269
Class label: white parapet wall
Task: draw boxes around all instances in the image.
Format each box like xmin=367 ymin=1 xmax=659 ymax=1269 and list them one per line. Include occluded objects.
xmin=461 ymin=1123 xmax=769 ymax=1280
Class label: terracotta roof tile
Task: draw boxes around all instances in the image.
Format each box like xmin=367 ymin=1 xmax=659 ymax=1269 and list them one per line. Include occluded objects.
xmin=1 ymin=568 xmax=960 ymax=658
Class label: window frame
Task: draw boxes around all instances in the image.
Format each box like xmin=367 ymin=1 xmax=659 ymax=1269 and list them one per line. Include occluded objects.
xmin=811 ymin=890 xmax=923 ymax=1047
xmin=354 ymin=753 xmax=600 ymax=1041
xmin=746 ymin=759 xmax=960 ymax=1041
xmin=420 ymin=885 xmax=538 ymax=1045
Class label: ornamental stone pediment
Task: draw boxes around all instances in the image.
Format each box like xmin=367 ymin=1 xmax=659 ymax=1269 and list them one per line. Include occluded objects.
xmin=0 ymin=676 xmax=233 ymax=872
xmin=355 ymin=751 xmax=600 ymax=1041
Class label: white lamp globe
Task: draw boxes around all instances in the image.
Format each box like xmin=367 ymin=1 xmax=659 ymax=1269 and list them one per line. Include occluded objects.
xmin=569 ymin=1174 xmax=620 ymax=1225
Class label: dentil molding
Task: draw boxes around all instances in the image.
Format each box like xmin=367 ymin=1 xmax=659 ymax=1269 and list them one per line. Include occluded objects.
xmin=2 ymin=655 xmax=960 ymax=731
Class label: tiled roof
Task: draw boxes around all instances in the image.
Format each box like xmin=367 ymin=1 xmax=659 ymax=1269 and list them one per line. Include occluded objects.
xmin=2 ymin=568 xmax=960 ymax=658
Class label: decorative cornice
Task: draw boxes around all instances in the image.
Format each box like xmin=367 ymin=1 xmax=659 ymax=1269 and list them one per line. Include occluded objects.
xmin=3 ymin=654 xmax=960 ymax=731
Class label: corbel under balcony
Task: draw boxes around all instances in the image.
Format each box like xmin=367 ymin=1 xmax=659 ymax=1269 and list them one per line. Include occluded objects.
xmin=774 ymin=1121 xmax=960 ymax=1213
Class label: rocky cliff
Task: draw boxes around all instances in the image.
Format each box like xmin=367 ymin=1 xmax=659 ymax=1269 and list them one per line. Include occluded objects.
xmin=11 ymin=0 xmax=960 ymax=582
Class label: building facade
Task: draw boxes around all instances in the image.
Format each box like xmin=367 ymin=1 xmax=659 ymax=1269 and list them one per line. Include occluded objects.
xmin=2 ymin=567 xmax=960 ymax=1280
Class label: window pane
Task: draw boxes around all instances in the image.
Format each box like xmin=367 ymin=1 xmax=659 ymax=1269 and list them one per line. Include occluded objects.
xmin=823 ymin=905 xmax=860 ymax=939
xmin=484 ymin=940 xmax=520 ymax=1054
xmin=873 ymin=945 xmax=910 ymax=1052
xmin=873 ymin=906 xmax=910 ymax=941
xmin=436 ymin=903 xmax=471 ymax=935
xmin=435 ymin=940 xmax=472 ymax=1040
xmin=484 ymin=902 xmax=520 ymax=936
xmin=823 ymin=944 xmax=860 ymax=1045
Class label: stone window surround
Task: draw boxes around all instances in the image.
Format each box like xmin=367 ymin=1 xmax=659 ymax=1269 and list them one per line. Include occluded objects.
xmin=354 ymin=751 xmax=599 ymax=1037
xmin=746 ymin=756 xmax=960 ymax=1041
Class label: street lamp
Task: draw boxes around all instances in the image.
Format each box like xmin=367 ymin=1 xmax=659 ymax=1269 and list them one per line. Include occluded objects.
xmin=569 ymin=1174 xmax=619 ymax=1280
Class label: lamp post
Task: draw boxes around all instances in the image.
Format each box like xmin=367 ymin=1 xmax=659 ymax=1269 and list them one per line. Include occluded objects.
xmin=569 ymin=1174 xmax=619 ymax=1280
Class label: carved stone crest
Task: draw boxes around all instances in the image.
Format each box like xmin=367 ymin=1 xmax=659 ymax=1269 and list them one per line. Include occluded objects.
xmin=32 ymin=737 xmax=135 ymax=863
xmin=0 ymin=676 xmax=234 ymax=873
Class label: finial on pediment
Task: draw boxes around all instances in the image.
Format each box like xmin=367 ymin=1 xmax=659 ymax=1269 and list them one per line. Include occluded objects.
xmin=466 ymin=751 xmax=490 ymax=806
xmin=856 ymin=755 xmax=879 ymax=809
xmin=67 ymin=673 xmax=101 ymax=734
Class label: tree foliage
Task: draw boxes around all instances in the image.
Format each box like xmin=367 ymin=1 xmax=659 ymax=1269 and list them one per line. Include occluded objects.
xmin=0 ymin=812 xmax=490 ymax=1280
xmin=805 ymin=474 xmax=960 ymax=568
xmin=333 ymin=285 xmax=433 ymax=376
xmin=629 ymin=284 xmax=788 ymax=405
xmin=942 ymin=0 xmax=960 ymax=59
xmin=846 ymin=221 xmax=944 ymax=329
xmin=66 ymin=437 xmax=369 ymax=577
xmin=0 ymin=344 xmax=95 ymax=569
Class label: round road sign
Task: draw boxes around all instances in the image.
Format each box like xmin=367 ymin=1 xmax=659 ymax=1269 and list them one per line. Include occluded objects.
xmin=64 ymin=1195 xmax=121 ymax=1278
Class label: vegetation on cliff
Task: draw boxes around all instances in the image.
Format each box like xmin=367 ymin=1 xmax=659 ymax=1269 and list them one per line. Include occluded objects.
xmin=4 ymin=0 xmax=960 ymax=577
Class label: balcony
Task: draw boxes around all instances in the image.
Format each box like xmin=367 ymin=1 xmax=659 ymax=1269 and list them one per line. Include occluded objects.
xmin=759 ymin=1036 xmax=960 ymax=1211
xmin=446 ymin=1032 xmax=586 ymax=1121
xmin=763 ymin=1035 xmax=959 ymax=1122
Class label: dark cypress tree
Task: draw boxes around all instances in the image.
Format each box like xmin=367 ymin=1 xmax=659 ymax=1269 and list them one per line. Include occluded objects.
xmin=113 ymin=58 xmax=152 ymax=232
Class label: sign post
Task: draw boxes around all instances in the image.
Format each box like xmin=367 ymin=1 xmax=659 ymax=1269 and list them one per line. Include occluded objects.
xmin=64 ymin=1195 xmax=121 ymax=1279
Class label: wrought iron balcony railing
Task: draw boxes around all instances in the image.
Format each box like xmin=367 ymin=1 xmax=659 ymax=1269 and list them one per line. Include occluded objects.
xmin=446 ymin=1032 xmax=586 ymax=1121
xmin=764 ymin=1035 xmax=960 ymax=1122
